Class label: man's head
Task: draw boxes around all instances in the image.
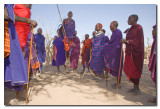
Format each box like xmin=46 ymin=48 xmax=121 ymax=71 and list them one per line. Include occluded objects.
xmin=110 ymin=21 xmax=118 ymax=32
xmin=85 ymin=34 xmax=89 ymax=40
xmin=102 ymin=29 xmax=106 ymax=34
xmin=68 ymin=11 xmax=73 ymax=19
xmin=57 ymin=29 xmax=60 ymax=35
xmin=37 ymin=28 xmax=42 ymax=34
xmin=95 ymin=23 xmax=103 ymax=31
xmin=128 ymin=14 xmax=138 ymax=25
xmin=92 ymin=31 xmax=96 ymax=37
xmin=152 ymin=25 xmax=157 ymax=36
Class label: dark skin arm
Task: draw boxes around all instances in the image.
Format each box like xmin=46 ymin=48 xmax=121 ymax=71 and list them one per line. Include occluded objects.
xmin=4 ymin=6 xmax=37 ymax=28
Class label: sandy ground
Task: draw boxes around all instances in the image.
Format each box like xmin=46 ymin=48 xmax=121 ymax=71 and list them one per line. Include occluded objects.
xmin=4 ymin=59 xmax=156 ymax=105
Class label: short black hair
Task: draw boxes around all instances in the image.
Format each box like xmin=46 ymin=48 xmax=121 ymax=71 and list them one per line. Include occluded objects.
xmin=131 ymin=14 xmax=139 ymax=22
xmin=37 ymin=28 xmax=42 ymax=32
xmin=68 ymin=11 xmax=73 ymax=14
xmin=85 ymin=34 xmax=89 ymax=37
xmin=102 ymin=29 xmax=106 ymax=34
xmin=112 ymin=21 xmax=118 ymax=27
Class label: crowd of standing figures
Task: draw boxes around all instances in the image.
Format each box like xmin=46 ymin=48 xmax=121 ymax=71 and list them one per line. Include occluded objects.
xmin=4 ymin=4 xmax=157 ymax=104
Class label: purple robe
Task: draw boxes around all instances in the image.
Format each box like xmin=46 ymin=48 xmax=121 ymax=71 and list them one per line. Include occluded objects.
xmin=103 ymin=29 xmax=123 ymax=77
xmin=70 ymin=37 xmax=80 ymax=69
xmin=148 ymin=35 xmax=156 ymax=84
xmin=63 ymin=18 xmax=75 ymax=39
xmin=90 ymin=33 xmax=107 ymax=74
xmin=24 ymin=32 xmax=37 ymax=73
xmin=105 ymin=36 xmax=109 ymax=43
xmin=52 ymin=36 xmax=66 ymax=66
xmin=4 ymin=4 xmax=28 ymax=91
xmin=35 ymin=33 xmax=46 ymax=63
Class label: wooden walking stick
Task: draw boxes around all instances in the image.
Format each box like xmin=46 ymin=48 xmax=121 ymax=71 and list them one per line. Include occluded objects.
xmin=116 ymin=42 xmax=123 ymax=93
xmin=105 ymin=68 xmax=108 ymax=86
xmin=26 ymin=26 xmax=34 ymax=104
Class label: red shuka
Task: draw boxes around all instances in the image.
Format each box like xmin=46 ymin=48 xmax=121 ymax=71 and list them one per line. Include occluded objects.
xmin=125 ymin=24 xmax=144 ymax=72
xmin=14 ymin=4 xmax=31 ymax=50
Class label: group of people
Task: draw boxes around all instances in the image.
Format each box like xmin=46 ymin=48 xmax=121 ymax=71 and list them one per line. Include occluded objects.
xmin=4 ymin=4 xmax=156 ymax=104
xmin=52 ymin=11 xmax=157 ymax=102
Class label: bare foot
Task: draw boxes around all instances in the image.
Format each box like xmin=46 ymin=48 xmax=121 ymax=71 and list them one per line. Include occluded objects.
xmin=65 ymin=70 xmax=69 ymax=74
xmin=16 ymin=91 xmax=22 ymax=101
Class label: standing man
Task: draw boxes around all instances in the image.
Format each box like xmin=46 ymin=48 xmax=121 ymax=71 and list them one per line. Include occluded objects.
xmin=4 ymin=4 xmax=37 ymax=103
xmin=52 ymin=29 xmax=66 ymax=73
xmin=81 ymin=34 xmax=92 ymax=74
xmin=35 ymin=28 xmax=46 ymax=74
xmin=90 ymin=23 xmax=108 ymax=80
xmin=103 ymin=21 xmax=123 ymax=88
xmin=14 ymin=4 xmax=38 ymax=77
xmin=121 ymin=14 xmax=144 ymax=95
xmin=14 ymin=4 xmax=33 ymax=51
xmin=148 ymin=25 xmax=156 ymax=103
xmin=70 ymin=31 xmax=80 ymax=73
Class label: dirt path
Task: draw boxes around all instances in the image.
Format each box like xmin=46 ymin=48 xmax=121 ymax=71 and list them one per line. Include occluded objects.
xmin=4 ymin=60 xmax=156 ymax=105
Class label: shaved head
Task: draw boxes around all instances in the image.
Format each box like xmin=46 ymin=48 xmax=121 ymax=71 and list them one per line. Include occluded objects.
xmin=68 ymin=11 xmax=73 ymax=19
xmin=92 ymin=31 xmax=96 ymax=37
xmin=37 ymin=28 xmax=42 ymax=34
xmin=110 ymin=21 xmax=118 ymax=32
xmin=85 ymin=34 xmax=89 ymax=40
xmin=130 ymin=14 xmax=139 ymax=22
xmin=111 ymin=21 xmax=118 ymax=28
xmin=95 ymin=23 xmax=103 ymax=31
xmin=128 ymin=14 xmax=139 ymax=25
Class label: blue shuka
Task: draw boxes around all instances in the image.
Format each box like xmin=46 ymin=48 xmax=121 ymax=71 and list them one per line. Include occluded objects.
xmin=90 ymin=32 xmax=107 ymax=74
xmin=4 ymin=4 xmax=28 ymax=91
xmin=35 ymin=33 xmax=46 ymax=63
xmin=63 ymin=18 xmax=75 ymax=39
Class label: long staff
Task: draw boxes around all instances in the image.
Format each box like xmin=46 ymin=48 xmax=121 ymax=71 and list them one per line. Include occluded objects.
xmin=116 ymin=43 xmax=123 ymax=93
xmin=26 ymin=26 xmax=34 ymax=104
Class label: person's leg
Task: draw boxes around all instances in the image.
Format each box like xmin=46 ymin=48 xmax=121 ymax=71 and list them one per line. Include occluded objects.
xmin=81 ymin=65 xmax=85 ymax=74
xmin=127 ymin=78 xmax=136 ymax=92
xmin=64 ymin=65 xmax=69 ymax=73
xmin=65 ymin=51 xmax=70 ymax=73
xmin=57 ymin=66 xmax=60 ymax=73
xmin=93 ymin=71 xmax=97 ymax=77
xmin=40 ymin=63 xmax=43 ymax=72
xmin=105 ymin=69 xmax=108 ymax=86
xmin=87 ymin=67 xmax=90 ymax=73
xmin=16 ymin=90 xmax=23 ymax=101
xmin=73 ymin=68 xmax=77 ymax=73
xmin=134 ymin=78 xmax=141 ymax=95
